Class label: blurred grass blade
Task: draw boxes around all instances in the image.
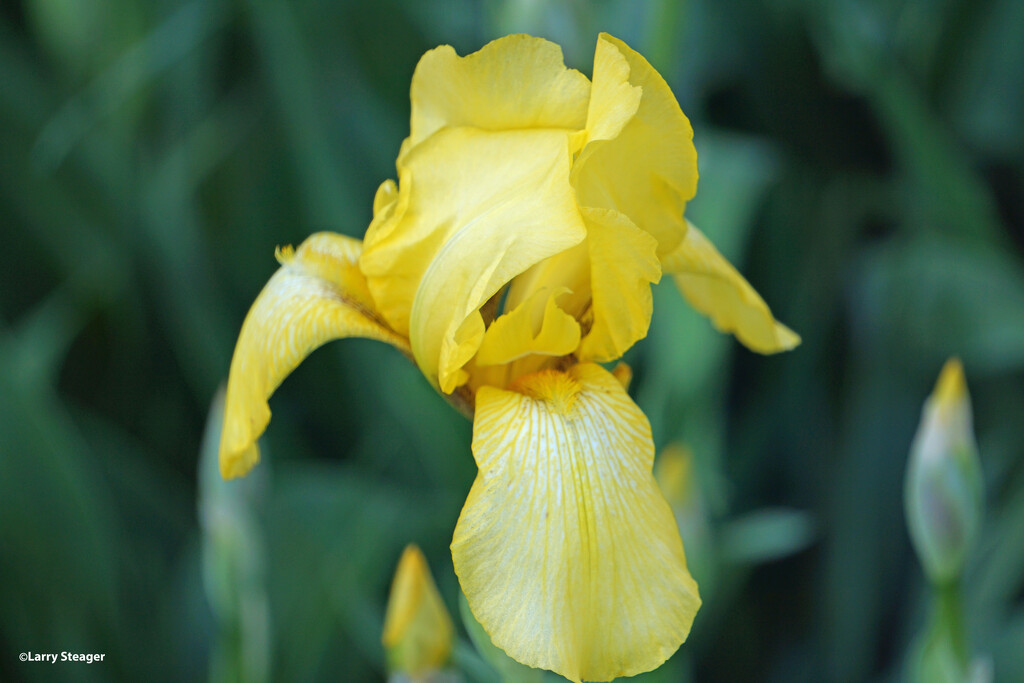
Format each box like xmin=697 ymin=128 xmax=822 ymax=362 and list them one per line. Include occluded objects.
xmin=806 ymin=0 xmax=1005 ymax=245
xmin=31 ymin=0 xmax=229 ymax=172
xmin=857 ymin=237 xmax=1024 ymax=373
xmin=242 ymin=0 xmax=358 ymax=227
xmin=0 ymin=327 xmax=122 ymax=667
xmin=720 ymin=508 xmax=817 ymax=565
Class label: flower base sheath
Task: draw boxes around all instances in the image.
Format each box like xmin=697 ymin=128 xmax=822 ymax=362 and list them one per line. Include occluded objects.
xmin=219 ymin=33 xmax=798 ymax=682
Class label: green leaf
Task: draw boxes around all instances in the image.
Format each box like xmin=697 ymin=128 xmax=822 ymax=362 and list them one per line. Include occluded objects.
xmin=720 ymin=508 xmax=817 ymax=565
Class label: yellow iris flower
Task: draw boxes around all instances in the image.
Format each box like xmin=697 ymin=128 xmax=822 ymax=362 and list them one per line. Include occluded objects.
xmin=219 ymin=33 xmax=798 ymax=682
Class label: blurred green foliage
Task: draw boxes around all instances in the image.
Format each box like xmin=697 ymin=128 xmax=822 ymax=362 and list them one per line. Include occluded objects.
xmin=1 ymin=0 xmax=1022 ymax=681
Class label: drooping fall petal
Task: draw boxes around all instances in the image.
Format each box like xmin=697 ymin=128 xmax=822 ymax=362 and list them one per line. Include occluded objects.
xmin=361 ymin=127 xmax=587 ymax=394
xmin=452 ymin=363 xmax=700 ymax=683
xmin=661 ymin=221 xmax=800 ymax=353
xmin=219 ymin=233 xmax=408 ymax=479
xmin=408 ymin=34 xmax=591 ymax=149
xmin=572 ymin=33 xmax=698 ymax=256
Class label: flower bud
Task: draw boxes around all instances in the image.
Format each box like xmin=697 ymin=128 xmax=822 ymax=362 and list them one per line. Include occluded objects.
xmin=905 ymin=359 xmax=983 ymax=585
xmin=382 ymin=545 xmax=454 ymax=680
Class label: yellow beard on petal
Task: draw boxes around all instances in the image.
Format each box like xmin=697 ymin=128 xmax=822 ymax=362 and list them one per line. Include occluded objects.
xmin=509 ymin=368 xmax=581 ymax=414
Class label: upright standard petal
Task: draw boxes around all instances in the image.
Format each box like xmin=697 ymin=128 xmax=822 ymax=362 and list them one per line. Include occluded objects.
xmin=362 ymin=127 xmax=587 ymax=394
xmin=580 ymin=32 xmax=642 ymax=146
xmin=220 ymin=233 xmax=409 ymax=479
xmin=408 ymin=34 xmax=591 ymax=148
xmin=475 ymin=287 xmax=581 ymax=366
xmin=572 ymin=34 xmax=698 ymax=256
xmin=503 ymin=241 xmax=592 ymax=323
xmin=499 ymin=207 xmax=662 ymax=365
xmin=661 ymin=221 xmax=800 ymax=354
xmin=577 ymin=207 xmax=662 ymax=362
xmin=452 ymin=364 xmax=700 ymax=683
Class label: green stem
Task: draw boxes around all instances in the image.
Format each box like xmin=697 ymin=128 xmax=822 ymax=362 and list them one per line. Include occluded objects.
xmin=932 ymin=581 xmax=969 ymax=671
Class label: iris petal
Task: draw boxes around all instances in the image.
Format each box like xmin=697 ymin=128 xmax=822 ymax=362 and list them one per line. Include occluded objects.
xmin=362 ymin=127 xmax=587 ymax=394
xmin=662 ymin=221 xmax=800 ymax=353
xmin=577 ymin=206 xmax=662 ymax=362
xmin=475 ymin=287 xmax=580 ymax=366
xmin=573 ymin=34 xmax=698 ymax=256
xmin=452 ymin=363 xmax=700 ymax=683
xmin=500 ymin=208 xmax=661 ymax=365
xmin=504 ymin=241 xmax=592 ymax=323
xmin=581 ymin=33 xmax=642 ymax=145
xmin=409 ymin=34 xmax=591 ymax=148
xmin=219 ymin=233 xmax=408 ymax=478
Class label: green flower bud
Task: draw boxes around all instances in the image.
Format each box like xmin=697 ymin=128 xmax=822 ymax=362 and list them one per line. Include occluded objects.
xmin=905 ymin=359 xmax=983 ymax=585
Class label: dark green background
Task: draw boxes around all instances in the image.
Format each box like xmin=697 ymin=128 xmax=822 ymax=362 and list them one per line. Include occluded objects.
xmin=2 ymin=0 xmax=1023 ymax=681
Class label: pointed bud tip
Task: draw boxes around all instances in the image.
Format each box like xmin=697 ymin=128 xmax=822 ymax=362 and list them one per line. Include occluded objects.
xmin=382 ymin=544 xmax=454 ymax=676
xmin=383 ymin=545 xmax=429 ymax=646
xmin=933 ymin=357 xmax=967 ymax=409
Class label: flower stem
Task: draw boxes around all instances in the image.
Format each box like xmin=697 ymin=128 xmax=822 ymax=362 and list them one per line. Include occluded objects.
xmin=933 ymin=581 xmax=969 ymax=671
